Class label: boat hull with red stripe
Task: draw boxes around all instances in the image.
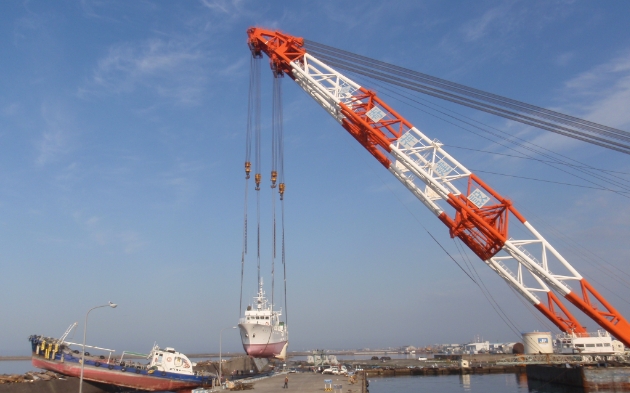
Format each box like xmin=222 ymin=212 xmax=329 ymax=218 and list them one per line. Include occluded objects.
xmin=31 ymin=356 xmax=203 ymax=392
xmin=241 ymin=340 xmax=288 ymax=358
xmin=29 ymin=335 xmax=213 ymax=392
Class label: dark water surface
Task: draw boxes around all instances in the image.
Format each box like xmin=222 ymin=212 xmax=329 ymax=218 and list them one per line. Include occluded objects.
xmin=367 ymin=374 xmax=588 ymax=393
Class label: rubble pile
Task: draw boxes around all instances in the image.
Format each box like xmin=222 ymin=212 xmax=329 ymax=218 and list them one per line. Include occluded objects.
xmin=0 ymin=371 xmax=63 ymax=384
xmin=226 ymin=381 xmax=254 ymax=390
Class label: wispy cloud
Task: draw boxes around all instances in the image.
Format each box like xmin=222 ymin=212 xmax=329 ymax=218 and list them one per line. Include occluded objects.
xmin=461 ymin=4 xmax=512 ymax=42
xmin=198 ymin=0 xmax=265 ymax=31
xmin=200 ymin=0 xmax=244 ymax=14
xmin=554 ymin=52 xmax=575 ymax=67
xmin=1 ymin=103 xmax=20 ymax=116
xmin=435 ymin=1 xmax=577 ymax=74
xmin=72 ymin=210 xmax=147 ymax=253
xmin=562 ymin=52 xmax=630 ymax=129
xmin=36 ymin=102 xmax=77 ymax=166
xmin=81 ymin=38 xmax=211 ymax=105
xmin=80 ymin=0 xmax=110 ymax=19
xmin=155 ymin=159 xmax=207 ymax=208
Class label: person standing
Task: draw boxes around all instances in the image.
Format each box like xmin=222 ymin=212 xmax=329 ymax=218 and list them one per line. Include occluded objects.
xmin=283 ymin=375 xmax=288 ymax=388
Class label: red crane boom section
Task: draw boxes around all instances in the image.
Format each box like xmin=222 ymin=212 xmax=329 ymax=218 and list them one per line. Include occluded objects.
xmin=246 ymin=27 xmax=630 ymax=344
xmin=247 ymin=27 xmax=512 ymax=262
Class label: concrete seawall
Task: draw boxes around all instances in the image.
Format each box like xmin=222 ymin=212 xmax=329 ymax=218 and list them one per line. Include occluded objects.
xmin=526 ymin=364 xmax=584 ymax=387
xmin=526 ymin=364 xmax=630 ymax=390
xmin=364 ymin=365 xmax=525 ymax=376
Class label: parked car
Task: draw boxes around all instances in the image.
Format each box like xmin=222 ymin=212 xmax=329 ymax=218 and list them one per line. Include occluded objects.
xmin=322 ymin=367 xmax=337 ymax=375
xmin=322 ymin=366 xmax=348 ymax=376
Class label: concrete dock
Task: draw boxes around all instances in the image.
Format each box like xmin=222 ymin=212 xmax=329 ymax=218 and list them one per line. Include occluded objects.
xmin=243 ymin=373 xmax=364 ymax=393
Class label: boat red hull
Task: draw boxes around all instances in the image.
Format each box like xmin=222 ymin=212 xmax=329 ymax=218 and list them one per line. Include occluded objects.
xmin=242 ymin=341 xmax=287 ymax=358
xmin=32 ymin=357 xmax=201 ymax=392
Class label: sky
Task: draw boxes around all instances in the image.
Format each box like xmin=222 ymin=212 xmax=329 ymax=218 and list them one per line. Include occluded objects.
xmin=1 ymin=0 xmax=630 ymax=362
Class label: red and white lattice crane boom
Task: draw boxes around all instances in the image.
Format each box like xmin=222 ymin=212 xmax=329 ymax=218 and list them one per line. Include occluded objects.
xmin=246 ymin=27 xmax=630 ymax=346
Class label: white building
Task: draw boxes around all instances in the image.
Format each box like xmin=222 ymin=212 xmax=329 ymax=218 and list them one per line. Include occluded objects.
xmin=489 ymin=342 xmax=517 ymax=354
xmin=464 ymin=341 xmax=489 ymax=354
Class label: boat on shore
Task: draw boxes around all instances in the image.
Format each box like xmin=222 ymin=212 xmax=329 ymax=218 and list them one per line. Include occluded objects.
xmin=238 ymin=280 xmax=288 ymax=360
xmin=29 ymin=334 xmax=215 ymax=392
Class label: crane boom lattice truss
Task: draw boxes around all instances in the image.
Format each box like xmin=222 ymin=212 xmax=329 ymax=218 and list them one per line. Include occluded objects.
xmin=246 ymin=27 xmax=630 ymax=346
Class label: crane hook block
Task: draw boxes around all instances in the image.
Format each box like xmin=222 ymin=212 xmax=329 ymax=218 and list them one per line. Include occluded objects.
xmin=245 ymin=162 xmax=251 ymax=179
xmin=279 ymin=183 xmax=285 ymax=200
xmin=255 ymin=173 xmax=261 ymax=190
xmin=271 ymin=170 xmax=278 ymax=188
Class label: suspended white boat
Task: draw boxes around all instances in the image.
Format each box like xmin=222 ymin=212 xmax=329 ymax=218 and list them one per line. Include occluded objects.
xmin=238 ymin=279 xmax=288 ymax=360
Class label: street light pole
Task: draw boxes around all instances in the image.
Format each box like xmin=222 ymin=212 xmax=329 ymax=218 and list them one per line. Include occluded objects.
xmin=219 ymin=326 xmax=237 ymax=387
xmin=79 ymin=301 xmax=117 ymax=393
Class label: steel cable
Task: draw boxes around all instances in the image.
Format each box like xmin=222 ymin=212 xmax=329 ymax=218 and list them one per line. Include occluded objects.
xmin=310 ymin=53 xmax=630 ymax=155
xmin=352 ymin=76 xmax=630 ymax=198
xmin=241 ymin=56 xmax=261 ymax=315
xmin=454 ymin=239 xmax=522 ymax=338
xmin=362 ymin=75 xmax=630 ymax=190
xmin=304 ymin=40 xmax=630 ymax=148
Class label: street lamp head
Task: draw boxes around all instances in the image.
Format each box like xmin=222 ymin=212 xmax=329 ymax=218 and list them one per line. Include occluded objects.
xmin=108 ymin=301 xmax=117 ymax=308
xmin=232 ymin=326 xmax=237 ymax=329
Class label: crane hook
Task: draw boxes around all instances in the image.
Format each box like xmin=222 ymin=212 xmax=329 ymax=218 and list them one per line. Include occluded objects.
xmin=255 ymin=173 xmax=261 ymax=190
xmin=271 ymin=171 xmax=278 ymax=188
xmin=245 ymin=162 xmax=251 ymax=179
xmin=279 ymin=183 xmax=285 ymax=200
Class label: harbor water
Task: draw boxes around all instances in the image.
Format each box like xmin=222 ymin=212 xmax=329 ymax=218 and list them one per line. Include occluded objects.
xmin=368 ymin=374 xmax=589 ymax=393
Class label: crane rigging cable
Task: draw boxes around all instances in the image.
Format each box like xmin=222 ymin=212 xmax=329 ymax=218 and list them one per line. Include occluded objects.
xmin=239 ymin=45 xmax=290 ymax=360
xmin=303 ymin=40 xmax=630 ymax=155
xmin=275 ymin=74 xmax=289 ymax=326
xmin=240 ymin=55 xmax=261 ymax=315
xmin=363 ymin=76 xmax=630 ymax=186
xmin=471 ymin=169 xmax=630 ymax=193
xmin=516 ymin=203 xmax=630 ymax=295
xmin=358 ymin=132 xmax=524 ymax=338
xmin=316 ymin=55 xmax=630 ymax=154
xmin=270 ymin=73 xmax=284 ymax=310
xmin=454 ymin=239 xmax=522 ymax=338
xmin=447 ymin=145 xmax=630 ymax=176
xmin=356 ymin=76 xmax=630 ymax=197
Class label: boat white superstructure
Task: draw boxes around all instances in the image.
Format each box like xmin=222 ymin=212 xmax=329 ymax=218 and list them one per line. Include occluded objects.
xmin=238 ymin=279 xmax=288 ymax=359
xmin=555 ymin=330 xmax=624 ymax=354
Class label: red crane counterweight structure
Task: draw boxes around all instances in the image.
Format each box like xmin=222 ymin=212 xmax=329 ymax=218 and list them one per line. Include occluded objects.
xmin=246 ymin=27 xmax=630 ymax=346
